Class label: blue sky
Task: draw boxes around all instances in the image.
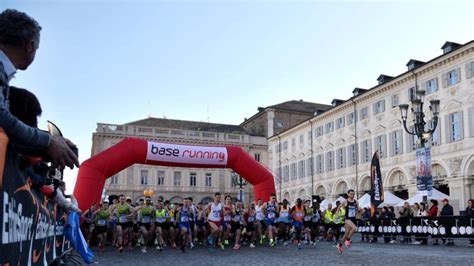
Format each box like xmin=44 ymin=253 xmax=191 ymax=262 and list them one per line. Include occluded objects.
xmin=3 ymin=0 xmax=474 ymax=191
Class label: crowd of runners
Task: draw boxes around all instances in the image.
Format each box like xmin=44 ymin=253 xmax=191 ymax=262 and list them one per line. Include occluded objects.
xmin=81 ymin=190 xmax=360 ymax=254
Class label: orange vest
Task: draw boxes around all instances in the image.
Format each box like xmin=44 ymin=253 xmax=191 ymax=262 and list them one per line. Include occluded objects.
xmin=292 ymin=205 xmax=304 ymax=222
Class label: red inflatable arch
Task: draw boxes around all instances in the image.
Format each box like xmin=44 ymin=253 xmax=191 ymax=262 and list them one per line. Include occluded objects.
xmin=73 ymin=137 xmax=276 ymax=211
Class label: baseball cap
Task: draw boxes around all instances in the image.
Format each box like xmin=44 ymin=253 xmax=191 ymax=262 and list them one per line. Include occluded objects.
xmin=442 ymin=198 xmax=449 ymax=203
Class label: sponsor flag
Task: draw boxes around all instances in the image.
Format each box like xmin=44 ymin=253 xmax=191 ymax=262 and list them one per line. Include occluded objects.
xmin=370 ymin=150 xmax=384 ymax=218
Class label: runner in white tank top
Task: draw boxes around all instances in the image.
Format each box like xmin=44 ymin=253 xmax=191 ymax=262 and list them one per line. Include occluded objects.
xmin=255 ymin=198 xmax=265 ymax=245
xmin=206 ymin=192 xmax=223 ymax=253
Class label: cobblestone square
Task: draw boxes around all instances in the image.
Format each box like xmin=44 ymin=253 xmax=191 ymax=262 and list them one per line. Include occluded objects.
xmin=93 ymin=239 xmax=473 ymax=265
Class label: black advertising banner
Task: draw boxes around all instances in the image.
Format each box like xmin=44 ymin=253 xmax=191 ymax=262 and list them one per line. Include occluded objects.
xmin=357 ymin=216 xmax=474 ymax=238
xmin=370 ymin=151 xmax=384 ymax=217
xmin=1 ymin=138 xmax=69 ymax=265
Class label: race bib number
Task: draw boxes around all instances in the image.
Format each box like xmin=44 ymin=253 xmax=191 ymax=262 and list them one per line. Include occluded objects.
xmin=119 ymin=215 xmax=127 ymax=223
xmin=212 ymin=211 xmax=220 ymax=219
xmin=296 ymin=211 xmax=303 ymax=218
xmin=256 ymin=212 xmax=264 ymax=220
xmin=304 ymin=216 xmax=312 ymax=222
xmin=349 ymin=208 xmax=356 ymax=218
xmin=156 ymin=217 xmax=164 ymax=223
xmin=234 ymin=215 xmax=241 ymax=222
xmin=170 ymin=217 xmax=175 ymax=222
xmin=281 ymin=212 xmax=289 ymax=218
xmin=267 ymin=212 xmax=275 ymax=219
xmin=142 ymin=216 xmax=150 ymax=223
xmin=181 ymin=216 xmax=189 ymax=223
xmin=224 ymin=215 xmax=232 ymax=222
xmin=248 ymin=216 xmax=255 ymax=222
xmin=335 ymin=217 xmax=340 ymax=223
xmin=98 ymin=219 xmax=106 ymax=226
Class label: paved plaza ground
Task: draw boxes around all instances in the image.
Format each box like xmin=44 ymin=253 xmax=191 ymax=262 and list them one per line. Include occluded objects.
xmin=92 ymin=238 xmax=473 ymax=265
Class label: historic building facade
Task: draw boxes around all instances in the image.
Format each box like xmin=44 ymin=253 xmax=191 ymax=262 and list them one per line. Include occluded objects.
xmin=92 ymin=118 xmax=268 ymax=204
xmin=268 ymin=41 xmax=474 ymax=211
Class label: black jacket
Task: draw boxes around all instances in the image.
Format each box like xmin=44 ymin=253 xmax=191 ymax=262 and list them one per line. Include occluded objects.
xmin=440 ymin=204 xmax=453 ymax=216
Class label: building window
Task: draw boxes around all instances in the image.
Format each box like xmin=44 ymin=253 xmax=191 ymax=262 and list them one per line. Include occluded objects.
xmin=307 ymin=131 xmax=312 ymax=141
xmin=276 ymin=121 xmax=284 ymax=128
xmin=299 ymin=134 xmax=304 ymax=145
xmin=326 ymin=151 xmax=334 ymax=172
xmin=298 ymin=160 xmax=305 ymax=179
xmin=373 ymin=100 xmax=385 ymax=114
xmin=290 ymin=163 xmax=297 ymax=180
xmin=467 ymin=62 xmax=474 ymax=78
xmin=375 ymin=135 xmax=386 ymax=158
xmin=110 ymin=175 xmax=118 ymax=185
xmin=390 ymin=130 xmax=403 ymax=156
xmin=336 ymin=147 xmax=345 ymax=169
xmin=360 ymin=107 xmax=369 ymax=120
xmin=306 ymin=157 xmax=314 ymax=176
xmin=448 ymin=112 xmax=463 ymax=142
xmin=157 ymin=170 xmax=165 ymax=186
xmin=347 ymin=112 xmax=357 ymax=125
xmin=283 ymin=165 xmax=290 ymax=182
xmin=406 ymin=126 xmax=418 ymax=151
xmin=316 ymin=155 xmax=324 ymax=174
xmin=190 ymin=172 xmax=197 ymax=187
xmin=276 ymin=144 xmax=281 ymax=153
xmin=325 ymin=121 xmax=334 ymax=134
xmin=283 ymin=141 xmax=288 ymax=151
xmin=205 ymin=173 xmax=212 ymax=187
xmin=408 ymin=87 xmax=416 ymax=101
xmin=291 ymin=138 xmax=296 ymax=147
xmin=348 ymin=144 xmax=358 ymax=166
xmin=231 ymin=174 xmax=237 ymax=188
xmin=254 ymin=153 xmax=261 ymax=162
xmin=391 ymin=94 xmax=399 ymax=107
xmin=173 ymin=171 xmax=181 ymax=186
xmin=140 ymin=170 xmax=148 ymax=185
xmin=445 ymin=69 xmax=460 ymax=86
xmin=316 ymin=126 xmax=324 ymax=137
xmin=336 ymin=117 xmax=345 ymax=129
xmin=426 ymin=78 xmax=438 ymax=94
xmin=428 ymin=118 xmax=441 ymax=146
xmin=361 ymin=140 xmax=372 ymax=163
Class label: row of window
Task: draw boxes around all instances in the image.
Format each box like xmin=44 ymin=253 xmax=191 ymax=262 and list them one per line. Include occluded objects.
xmin=111 ymin=170 xmax=217 ymax=187
xmin=277 ymin=109 xmax=468 ymax=154
xmin=277 ymin=109 xmax=470 ymax=181
xmin=275 ymin=63 xmax=473 ymax=149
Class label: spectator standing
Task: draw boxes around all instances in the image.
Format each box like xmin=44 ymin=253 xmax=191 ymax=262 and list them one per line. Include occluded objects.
xmin=427 ymin=200 xmax=440 ymax=245
xmin=466 ymin=199 xmax=474 ymax=247
xmin=440 ymin=199 xmax=454 ymax=246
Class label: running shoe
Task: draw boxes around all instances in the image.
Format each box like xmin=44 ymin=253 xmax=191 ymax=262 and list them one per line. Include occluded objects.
xmin=270 ymin=239 xmax=276 ymax=247
xmin=298 ymin=243 xmax=302 ymax=250
xmin=219 ymin=243 xmax=225 ymax=250
xmin=141 ymin=247 xmax=147 ymax=253
xmin=345 ymin=240 xmax=351 ymax=248
xmin=208 ymin=235 xmax=214 ymax=245
xmin=118 ymin=246 xmax=123 ymax=253
xmin=337 ymin=244 xmax=343 ymax=254
xmin=190 ymin=242 xmax=195 ymax=249
xmin=154 ymin=238 xmax=158 ymax=246
xmin=180 ymin=244 xmax=186 ymax=253
xmin=224 ymin=240 xmax=229 ymax=246
xmin=259 ymin=237 xmax=264 ymax=245
xmin=233 ymin=244 xmax=240 ymax=250
xmin=249 ymin=243 xmax=256 ymax=248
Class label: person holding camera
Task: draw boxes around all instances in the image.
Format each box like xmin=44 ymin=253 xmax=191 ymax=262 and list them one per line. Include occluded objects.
xmin=0 ymin=9 xmax=78 ymax=171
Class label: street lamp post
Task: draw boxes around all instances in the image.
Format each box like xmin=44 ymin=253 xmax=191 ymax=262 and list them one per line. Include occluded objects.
xmin=232 ymin=172 xmax=249 ymax=203
xmin=399 ymin=88 xmax=440 ymax=203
